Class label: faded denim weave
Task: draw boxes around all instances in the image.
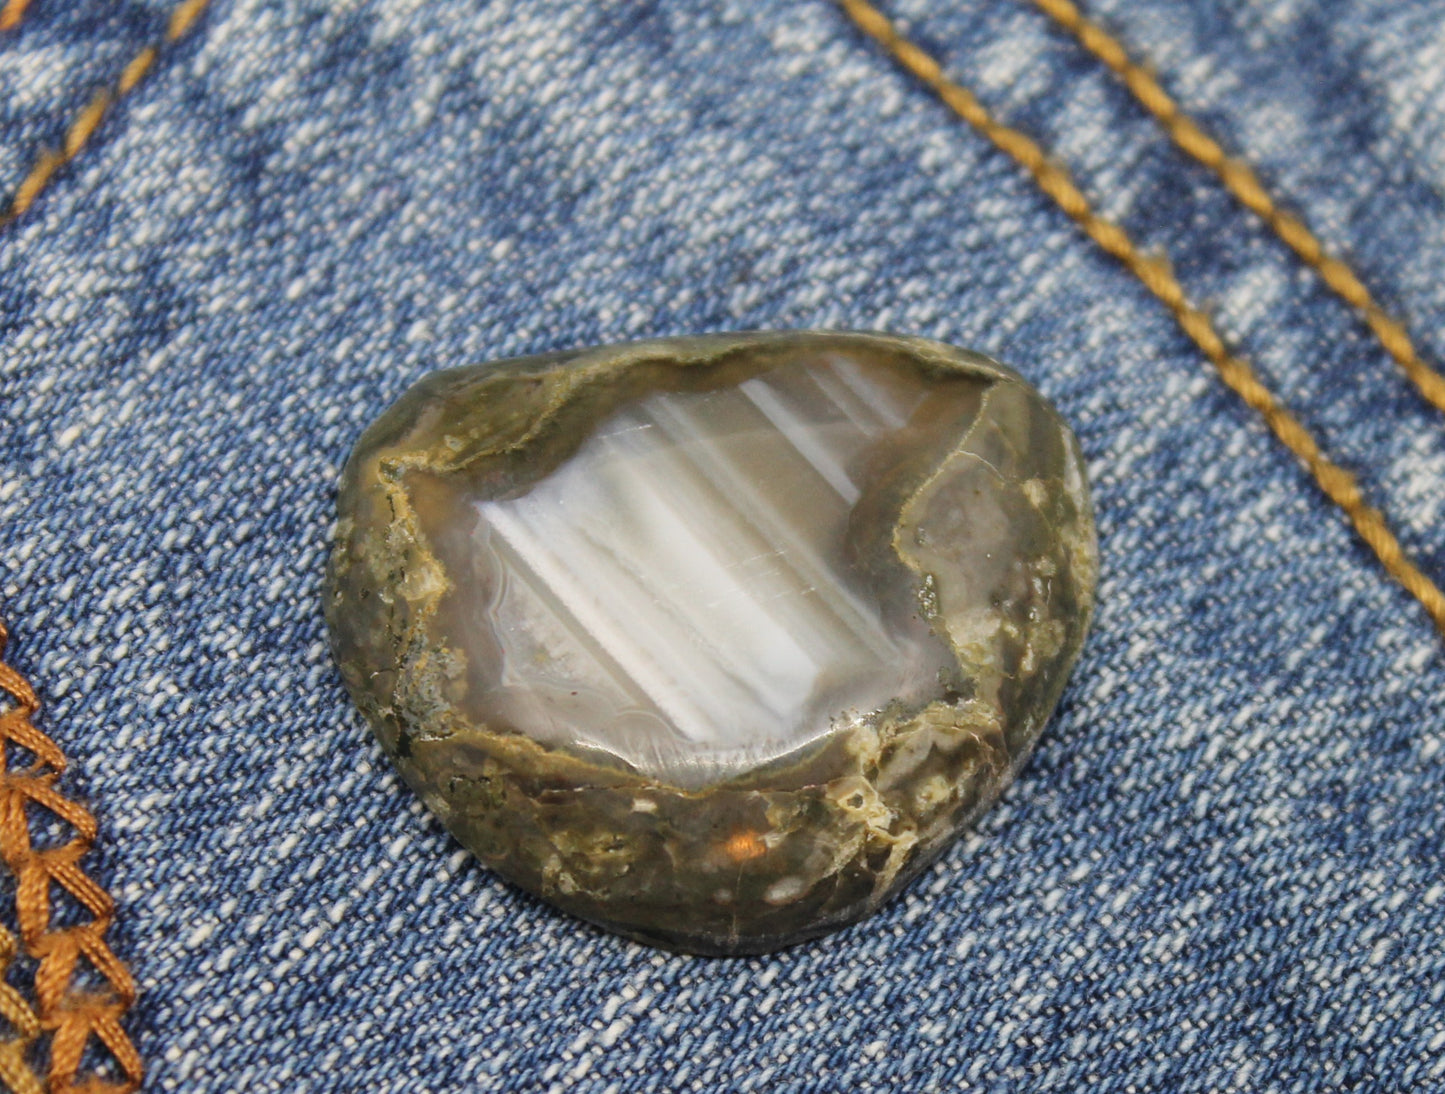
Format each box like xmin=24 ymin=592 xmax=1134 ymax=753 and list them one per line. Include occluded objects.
xmin=2 ymin=0 xmax=1444 ymax=1090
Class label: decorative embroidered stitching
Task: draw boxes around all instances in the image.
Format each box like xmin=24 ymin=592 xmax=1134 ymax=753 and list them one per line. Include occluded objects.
xmin=1029 ymin=0 xmax=1445 ymax=415
xmin=838 ymin=0 xmax=1445 ymax=637
xmin=0 ymin=0 xmax=33 ymax=33
xmin=0 ymin=620 xmax=142 ymax=1094
xmin=0 ymin=924 xmax=44 ymax=1094
xmin=0 ymin=5 xmax=212 ymax=1077
xmin=0 ymin=0 xmax=210 ymax=229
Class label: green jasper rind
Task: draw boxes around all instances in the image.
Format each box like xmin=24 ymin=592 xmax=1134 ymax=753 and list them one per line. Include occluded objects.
xmin=325 ymin=331 xmax=1097 ymax=955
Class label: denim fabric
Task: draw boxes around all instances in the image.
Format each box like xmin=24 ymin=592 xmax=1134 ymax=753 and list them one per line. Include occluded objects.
xmin=2 ymin=0 xmax=1444 ymax=1090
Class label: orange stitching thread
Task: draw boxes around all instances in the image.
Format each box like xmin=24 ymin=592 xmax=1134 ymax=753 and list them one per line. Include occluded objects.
xmin=0 ymin=0 xmax=33 ymax=33
xmin=0 ymin=4 xmax=211 ymax=1085
xmin=0 ymin=923 xmax=44 ymax=1094
xmin=0 ymin=0 xmax=211 ymax=229
xmin=0 ymin=620 xmax=142 ymax=1094
xmin=1030 ymin=0 xmax=1445 ymax=414
xmin=838 ymin=0 xmax=1445 ymax=637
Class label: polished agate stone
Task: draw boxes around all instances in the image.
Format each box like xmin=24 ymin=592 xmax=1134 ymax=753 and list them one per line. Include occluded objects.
xmin=325 ymin=332 xmax=1096 ymax=954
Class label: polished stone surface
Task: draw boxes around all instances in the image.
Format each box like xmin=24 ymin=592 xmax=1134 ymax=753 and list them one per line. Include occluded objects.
xmin=325 ymin=332 xmax=1097 ymax=954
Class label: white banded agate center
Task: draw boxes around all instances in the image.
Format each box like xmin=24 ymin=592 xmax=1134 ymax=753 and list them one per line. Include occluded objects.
xmin=453 ymin=354 xmax=959 ymax=787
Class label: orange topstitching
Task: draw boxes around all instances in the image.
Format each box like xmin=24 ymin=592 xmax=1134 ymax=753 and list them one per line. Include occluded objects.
xmin=0 ymin=621 xmax=142 ymax=1094
xmin=0 ymin=0 xmax=210 ymax=229
xmin=0 ymin=4 xmax=213 ymax=1089
xmin=0 ymin=0 xmax=32 ymax=34
xmin=838 ymin=0 xmax=1445 ymax=638
xmin=0 ymin=922 xmax=44 ymax=1094
xmin=1030 ymin=0 xmax=1445 ymax=416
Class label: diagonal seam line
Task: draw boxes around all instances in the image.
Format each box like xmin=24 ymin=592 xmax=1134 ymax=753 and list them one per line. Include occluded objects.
xmin=0 ymin=0 xmax=211 ymax=230
xmin=0 ymin=0 xmax=34 ymax=33
xmin=837 ymin=0 xmax=1445 ymax=638
xmin=1030 ymin=0 xmax=1445 ymax=415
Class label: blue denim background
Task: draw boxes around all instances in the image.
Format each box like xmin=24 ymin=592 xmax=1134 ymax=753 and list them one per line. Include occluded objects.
xmin=3 ymin=0 xmax=1444 ymax=1090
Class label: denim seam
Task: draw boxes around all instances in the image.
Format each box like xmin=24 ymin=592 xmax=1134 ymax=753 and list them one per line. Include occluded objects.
xmin=0 ymin=619 xmax=143 ymax=1093
xmin=840 ymin=0 xmax=1445 ymax=638
xmin=0 ymin=0 xmax=212 ymax=229
xmin=0 ymin=0 xmax=32 ymax=34
xmin=0 ymin=5 xmax=215 ymax=1078
xmin=1030 ymin=0 xmax=1445 ymax=417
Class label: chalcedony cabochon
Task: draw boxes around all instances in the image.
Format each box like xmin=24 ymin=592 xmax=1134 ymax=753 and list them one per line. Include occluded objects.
xmin=325 ymin=332 xmax=1097 ymax=954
